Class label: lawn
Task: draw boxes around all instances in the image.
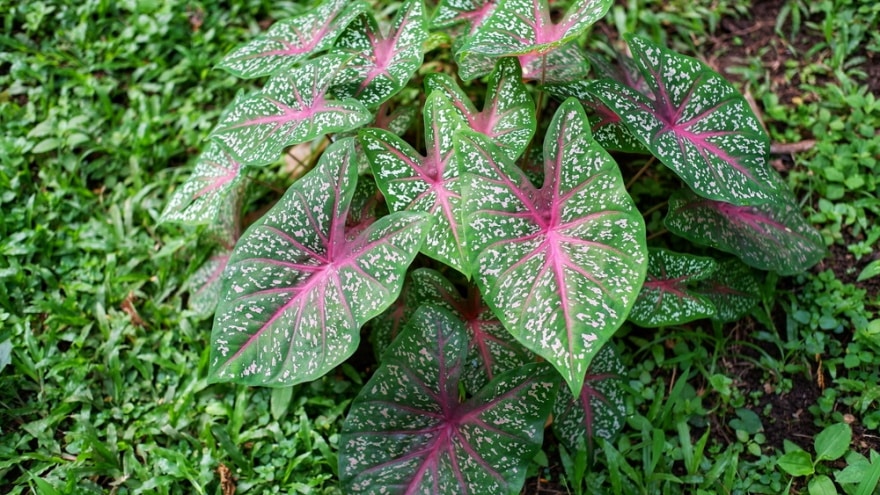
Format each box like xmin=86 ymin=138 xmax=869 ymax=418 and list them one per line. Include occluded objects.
xmin=1 ymin=0 xmax=878 ymax=494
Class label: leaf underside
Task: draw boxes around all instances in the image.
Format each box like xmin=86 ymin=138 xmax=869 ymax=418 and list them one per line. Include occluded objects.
xmin=210 ymin=54 xmax=372 ymax=166
xmin=552 ymin=344 xmax=626 ymax=453
xmin=460 ymin=98 xmax=647 ymax=395
xmin=696 ymin=258 xmax=761 ymax=323
xmin=186 ymin=251 xmax=231 ymax=317
xmin=664 ymin=190 xmax=825 ymax=275
xmin=339 ymin=304 xmax=557 ymax=494
xmin=587 ymin=35 xmax=780 ymax=205
xmin=218 ymin=0 xmax=367 ymax=79
xmin=628 ymin=248 xmax=718 ymax=328
xmin=209 ymin=138 xmax=430 ymax=386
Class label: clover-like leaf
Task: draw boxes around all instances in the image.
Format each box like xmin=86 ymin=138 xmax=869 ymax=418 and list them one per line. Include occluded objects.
xmin=360 ymin=91 xmax=471 ymax=276
xmin=161 ymin=141 xmax=247 ymax=226
xmin=552 ymin=344 xmax=627 ymax=454
xmin=586 ymin=35 xmax=781 ymax=204
xmin=210 ymin=54 xmax=372 ymax=166
xmin=460 ymin=98 xmax=648 ymax=395
xmin=695 ymin=258 xmax=761 ymax=323
xmin=628 ymin=248 xmax=718 ymax=328
xmin=331 ymin=0 xmax=428 ymax=107
xmin=459 ymin=0 xmax=612 ymax=58
xmin=186 ymin=251 xmax=231 ymax=317
xmin=339 ymin=304 xmax=557 ymax=494
xmin=665 ymin=190 xmax=825 ymax=275
xmin=209 ymin=138 xmax=430 ymax=386
xmin=217 ymin=0 xmax=367 ymax=79
xmin=426 ymin=58 xmax=535 ymax=162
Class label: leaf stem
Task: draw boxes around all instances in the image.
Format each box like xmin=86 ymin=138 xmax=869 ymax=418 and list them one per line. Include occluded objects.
xmin=522 ymin=53 xmax=548 ymax=172
xmin=641 ymin=201 xmax=668 ymax=219
xmin=646 ymin=229 xmax=667 ymax=241
xmin=625 ymin=156 xmax=655 ymax=190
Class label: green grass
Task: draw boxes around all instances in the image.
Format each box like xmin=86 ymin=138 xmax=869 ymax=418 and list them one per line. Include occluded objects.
xmin=1 ymin=0 xmax=879 ymax=493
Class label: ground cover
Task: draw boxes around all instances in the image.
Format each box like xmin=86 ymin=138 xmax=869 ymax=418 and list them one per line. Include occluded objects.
xmin=0 ymin=0 xmax=878 ymax=494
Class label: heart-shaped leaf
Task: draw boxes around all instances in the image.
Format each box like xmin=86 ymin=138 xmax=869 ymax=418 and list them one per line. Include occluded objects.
xmin=410 ymin=268 xmax=533 ymax=392
xmin=339 ymin=304 xmax=557 ymax=494
xmin=460 ymin=98 xmax=647 ymax=395
xmin=186 ymin=251 xmax=231 ymax=317
xmin=586 ymin=35 xmax=781 ymax=205
xmin=360 ymin=91 xmax=471 ymax=276
xmin=552 ymin=344 xmax=627 ymax=453
xmin=331 ymin=0 xmax=428 ymax=107
xmin=695 ymin=258 xmax=761 ymax=323
xmin=161 ymin=141 xmax=247 ymax=226
xmin=209 ymin=138 xmax=430 ymax=386
xmin=217 ymin=0 xmax=368 ymax=79
xmin=627 ymin=248 xmax=718 ymax=328
xmin=210 ymin=54 xmax=372 ymax=166
xmin=425 ymin=57 xmax=535 ymax=162
xmin=457 ymin=41 xmax=590 ymax=82
xmin=664 ymin=190 xmax=825 ymax=275
xmin=459 ymin=0 xmax=613 ymax=58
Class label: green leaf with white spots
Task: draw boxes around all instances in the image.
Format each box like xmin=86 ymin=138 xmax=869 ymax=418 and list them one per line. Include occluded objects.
xmin=695 ymin=258 xmax=761 ymax=323
xmin=664 ymin=190 xmax=826 ymax=275
xmin=459 ymin=0 xmax=613 ymax=58
xmin=331 ymin=0 xmax=428 ymax=107
xmin=628 ymin=248 xmax=718 ymax=328
xmin=457 ymin=41 xmax=590 ymax=82
xmin=359 ymin=91 xmax=471 ymax=276
xmin=208 ymin=138 xmax=431 ymax=386
xmin=186 ymin=251 xmax=231 ymax=317
xmin=161 ymin=141 xmax=247 ymax=226
xmin=425 ymin=57 xmax=535 ymax=162
xmin=459 ymin=98 xmax=648 ymax=395
xmin=217 ymin=0 xmax=368 ymax=79
xmin=586 ymin=35 xmax=781 ymax=205
xmin=552 ymin=344 xmax=627 ymax=453
xmin=433 ymin=0 xmax=497 ymax=33
xmin=210 ymin=54 xmax=372 ymax=166
xmin=339 ymin=304 xmax=557 ymax=494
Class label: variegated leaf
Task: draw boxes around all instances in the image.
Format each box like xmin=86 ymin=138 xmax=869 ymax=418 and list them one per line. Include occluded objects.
xmin=628 ymin=248 xmax=718 ymax=327
xmin=697 ymin=258 xmax=761 ymax=323
xmin=331 ymin=0 xmax=428 ymax=107
xmin=433 ymin=0 xmax=497 ymax=34
xmin=339 ymin=304 xmax=557 ymax=494
xmin=586 ymin=35 xmax=781 ymax=205
xmin=360 ymin=91 xmax=471 ymax=276
xmin=457 ymin=41 xmax=590 ymax=82
xmin=217 ymin=0 xmax=368 ymax=79
xmin=161 ymin=141 xmax=247 ymax=226
xmin=373 ymin=102 xmax=418 ymax=136
xmin=459 ymin=0 xmax=613 ymax=57
xmin=210 ymin=54 xmax=372 ymax=166
xmin=425 ymin=57 xmax=535 ymax=162
xmin=185 ymin=251 xmax=232 ymax=317
xmin=460 ymin=98 xmax=648 ymax=395
xmin=208 ymin=139 xmax=430 ymax=386
xmin=664 ymin=190 xmax=826 ymax=275
xmin=552 ymin=344 xmax=626 ymax=453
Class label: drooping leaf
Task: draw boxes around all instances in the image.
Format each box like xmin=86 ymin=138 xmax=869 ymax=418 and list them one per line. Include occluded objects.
xmin=459 ymin=98 xmax=648 ymax=395
xmin=331 ymin=0 xmax=429 ymax=107
xmin=586 ymin=35 xmax=781 ymax=205
xmin=627 ymin=248 xmax=718 ymax=328
xmin=209 ymin=138 xmax=430 ymax=386
xmin=695 ymin=258 xmax=761 ymax=323
xmin=408 ymin=268 xmax=533 ymax=392
xmin=457 ymin=41 xmax=590 ymax=82
xmin=664 ymin=190 xmax=825 ymax=275
xmin=161 ymin=141 xmax=247 ymax=226
xmin=552 ymin=344 xmax=627 ymax=453
xmin=459 ymin=0 xmax=613 ymax=58
xmin=339 ymin=304 xmax=557 ymax=494
xmin=217 ymin=0 xmax=368 ymax=79
xmin=360 ymin=91 xmax=471 ymax=276
xmin=186 ymin=251 xmax=231 ymax=317
xmin=542 ymin=79 xmax=646 ymax=153
xmin=425 ymin=57 xmax=535 ymax=162
xmin=210 ymin=54 xmax=372 ymax=166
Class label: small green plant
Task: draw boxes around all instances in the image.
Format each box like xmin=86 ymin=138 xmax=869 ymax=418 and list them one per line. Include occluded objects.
xmin=162 ymin=0 xmax=825 ymax=491
xmin=777 ymin=423 xmax=880 ymax=495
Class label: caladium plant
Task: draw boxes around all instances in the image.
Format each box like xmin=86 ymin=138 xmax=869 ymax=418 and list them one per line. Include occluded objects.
xmin=161 ymin=0 xmax=825 ymax=491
